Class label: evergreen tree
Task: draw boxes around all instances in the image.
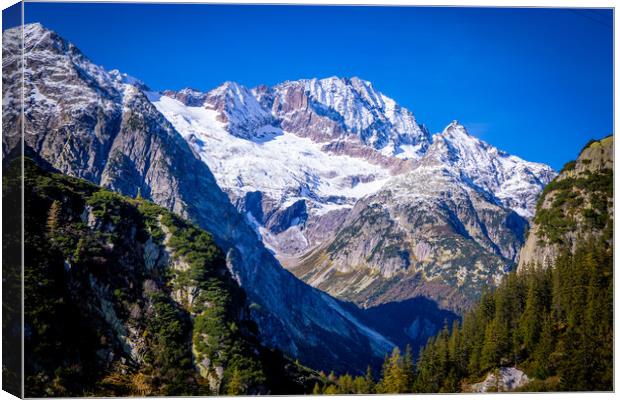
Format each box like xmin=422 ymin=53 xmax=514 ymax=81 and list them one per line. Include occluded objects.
xmin=323 ymin=385 xmax=338 ymax=394
xmin=352 ymin=376 xmax=370 ymax=394
xmin=377 ymin=348 xmax=409 ymax=393
xmin=226 ymin=368 xmax=243 ymax=395
xmin=364 ymin=365 xmax=375 ymax=393
xmin=403 ymin=344 xmax=415 ymax=389
xmin=46 ymin=200 xmax=62 ymax=236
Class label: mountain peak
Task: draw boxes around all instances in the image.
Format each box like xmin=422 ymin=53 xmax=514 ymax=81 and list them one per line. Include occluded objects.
xmin=20 ymin=22 xmax=59 ymax=48
xmin=271 ymin=75 xmax=431 ymax=155
xmin=22 ymin=22 xmax=47 ymax=35
xmin=108 ymin=69 xmax=149 ymax=91
xmin=441 ymin=120 xmax=470 ymax=137
xmin=425 ymin=121 xmax=556 ymax=218
xmin=203 ymin=80 xmax=276 ymax=140
xmin=213 ymin=80 xmax=246 ymax=94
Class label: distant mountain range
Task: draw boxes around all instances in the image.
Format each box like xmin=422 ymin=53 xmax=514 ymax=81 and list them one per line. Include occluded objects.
xmin=4 ymin=22 xmax=557 ymax=374
xmin=151 ymin=70 xmax=555 ymax=313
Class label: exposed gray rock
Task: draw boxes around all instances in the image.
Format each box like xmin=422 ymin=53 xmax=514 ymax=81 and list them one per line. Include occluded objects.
xmin=292 ymin=161 xmax=528 ymax=312
xmin=469 ymin=367 xmax=530 ymax=392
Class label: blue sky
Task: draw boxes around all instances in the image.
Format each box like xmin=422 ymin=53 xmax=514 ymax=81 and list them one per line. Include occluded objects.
xmin=14 ymin=3 xmax=615 ymax=169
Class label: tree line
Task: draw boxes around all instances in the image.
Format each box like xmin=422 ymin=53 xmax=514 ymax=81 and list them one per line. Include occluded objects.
xmin=315 ymin=236 xmax=612 ymax=393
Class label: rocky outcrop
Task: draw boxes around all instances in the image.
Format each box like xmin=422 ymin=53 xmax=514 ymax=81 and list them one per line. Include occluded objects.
xmin=518 ymin=135 xmax=613 ymax=271
xmin=204 ymin=81 xmax=279 ymax=140
xmin=467 ymin=367 xmax=529 ymax=392
xmin=268 ymin=76 xmax=432 ymax=155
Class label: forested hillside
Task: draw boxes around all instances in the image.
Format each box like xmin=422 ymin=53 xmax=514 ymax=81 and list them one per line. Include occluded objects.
xmin=12 ymin=158 xmax=322 ymax=397
xmin=414 ymin=237 xmax=612 ymax=392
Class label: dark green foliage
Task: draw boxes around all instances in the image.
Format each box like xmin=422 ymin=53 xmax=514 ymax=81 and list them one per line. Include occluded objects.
xmin=534 ymin=168 xmax=612 ymax=244
xmin=3 ymin=158 xmax=24 ymax=397
xmin=412 ymin=237 xmax=612 ymax=392
xmin=560 ymin=160 xmax=576 ymax=173
xmin=20 ymin=159 xmax=321 ymax=396
xmin=311 ymin=348 xmax=416 ymax=395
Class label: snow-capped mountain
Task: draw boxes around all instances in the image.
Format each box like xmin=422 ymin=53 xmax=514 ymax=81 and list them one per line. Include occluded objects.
xmin=287 ymin=122 xmax=555 ymax=311
xmin=149 ymin=76 xmax=432 ymax=258
xmin=151 ymin=77 xmax=554 ymax=264
xmin=148 ymin=83 xmax=397 ymax=258
xmin=149 ymin=79 xmax=555 ymax=311
xmin=5 ymin=22 xmax=402 ymax=374
xmin=269 ymin=77 xmax=431 ymax=156
xmin=424 ymin=121 xmax=557 ymax=219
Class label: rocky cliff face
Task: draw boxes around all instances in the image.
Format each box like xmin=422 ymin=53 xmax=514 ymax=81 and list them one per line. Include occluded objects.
xmin=18 ymin=160 xmax=323 ymax=396
xmin=291 ymin=139 xmax=530 ymax=312
xmin=286 ymin=122 xmax=555 ymax=312
xmin=517 ymin=135 xmax=613 ymax=271
xmin=4 ymin=23 xmax=397 ymax=374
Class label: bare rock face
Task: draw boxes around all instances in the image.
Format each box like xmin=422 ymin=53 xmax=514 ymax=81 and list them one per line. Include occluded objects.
xmin=268 ymin=82 xmax=346 ymax=143
xmin=468 ymin=367 xmax=530 ymax=392
xmin=286 ymin=123 xmax=555 ymax=313
xmin=161 ymin=87 xmax=207 ymax=107
xmin=292 ymin=161 xmax=528 ymax=313
xmin=5 ymin=23 xmax=397 ymax=374
xmin=204 ymin=81 xmax=279 ymax=140
xmin=269 ymin=77 xmax=432 ymax=155
xmin=518 ymin=135 xmax=614 ymax=271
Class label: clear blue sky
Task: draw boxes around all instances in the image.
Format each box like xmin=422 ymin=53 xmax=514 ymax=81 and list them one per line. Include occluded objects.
xmin=15 ymin=3 xmax=615 ymax=170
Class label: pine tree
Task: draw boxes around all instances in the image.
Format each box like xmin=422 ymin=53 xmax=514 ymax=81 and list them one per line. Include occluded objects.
xmin=531 ymin=312 xmax=556 ymax=379
xmin=46 ymin=200 xmax=61 ymax=236
xmin=364 ymin=365 xmax=375 ymax=393
xmin=519 ymin=269 xmax=544 ymax=355
xmin=352 ymin=376 xmax=370 ymax=394
xmin=403 ymin=344 xmax=415 ymax=389
xmin=226 ymin=368 xmax=243 ymax=395
xmin=480 ymin=319 xmax=502 ymax=371
xmin=413 ymin=341 xmax=441 ymax=393
xmin=337 ymin=374 xmax=353 ymax=393
xmin=323 ymin=385 xmax=338 ymax=394
xmin=377 ymin=348 xmax=408 ymax=393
